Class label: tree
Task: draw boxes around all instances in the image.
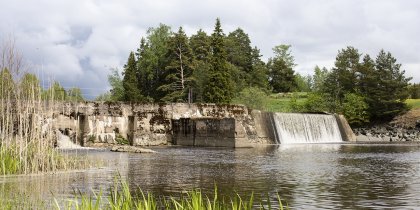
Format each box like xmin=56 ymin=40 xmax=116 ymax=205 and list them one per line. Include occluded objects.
xmin=190 ymin=29 xmax=212 ymax=102
xmin=294 ymin=73 xmax=312 ymax=92
xmin=190 ymin=29 xmax=211 ymax=62
xmin=42 ymin=81 xmax=66 ymax=101
xmin=67 ymin=87 xmax=84 ymax=102
xmin=19 ymin=73 xmax=41 ymax=100
xmin=268 ymin=45 xmax=297 ymax=92
xmin=107 ymin=68 xmax=124 ymax=101
xmin=159 ymin=27 xmax=195 ymax=102
xmin=226 ymin=28 xmax=253 ymax=73
xmin=321 ymin=46 xmax=361 ymax=112
xmin=367 ymin=50 xmax=411 ymax=119
xmin=249 ymin=47 xmax=269 ymax=90
xmin=122 ymin=52 xmax=143 ymax=102
xmin=312 ymin=66 xmax=329 ymax=92
xmin=203 ymin=18 xmax=234 ymax=103
xmin=408 ymin=83 xmax=420 ymax=99
xmin=341 ymin=93 xmax=369 ymax=125
xmin=0 ymin=68 xmax=15 ymax=99
xmin=136 ymin=24 xmax=172 ymax=101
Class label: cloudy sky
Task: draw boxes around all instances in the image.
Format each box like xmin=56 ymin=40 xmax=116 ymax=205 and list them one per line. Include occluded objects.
xmin=1 ymin=0 xmax=419 ymax=99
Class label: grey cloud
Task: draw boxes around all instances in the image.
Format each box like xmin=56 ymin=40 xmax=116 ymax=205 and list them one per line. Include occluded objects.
xmin=0 ymin=0 xmax=419 ymax=99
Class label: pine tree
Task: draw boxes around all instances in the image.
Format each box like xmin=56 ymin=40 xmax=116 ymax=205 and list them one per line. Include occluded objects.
xmin=122 ymin=52 xmax=143 ymax=102
xmin=203 ymin=18 xmax=234 ymax=103
xmin=369 ymin=50 xmax=411 ymax=119
xmin=159 ymin=27 xmax=195 ymax=102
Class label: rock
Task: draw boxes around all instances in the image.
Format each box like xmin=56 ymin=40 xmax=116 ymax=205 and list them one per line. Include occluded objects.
xmin=110 ymin=145 xmax=156 ymax=153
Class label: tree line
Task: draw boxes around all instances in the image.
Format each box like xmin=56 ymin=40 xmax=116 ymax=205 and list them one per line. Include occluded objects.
xmin=0 ymin=68 xmax=84 ymax=102
xmin=105 ymin=18 xmax=298 ymax=103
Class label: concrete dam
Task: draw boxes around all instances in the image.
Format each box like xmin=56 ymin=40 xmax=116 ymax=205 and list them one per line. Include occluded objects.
xmin=50 ymin=102 xmax=355 ymax=147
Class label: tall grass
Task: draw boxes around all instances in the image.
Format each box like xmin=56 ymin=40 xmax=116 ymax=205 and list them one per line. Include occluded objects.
xmin=56 ymin=178 xmax=289 ymax=210
xmin=0 ymin=37 xmax=88 ymax=175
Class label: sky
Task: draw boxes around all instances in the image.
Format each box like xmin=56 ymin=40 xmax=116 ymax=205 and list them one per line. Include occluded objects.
xmin=1 ymin=0 xmax=419 ymax=99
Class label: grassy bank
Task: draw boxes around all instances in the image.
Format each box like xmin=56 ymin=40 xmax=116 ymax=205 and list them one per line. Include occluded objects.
xmin=406 ymin=99 xmax=420 ymax=109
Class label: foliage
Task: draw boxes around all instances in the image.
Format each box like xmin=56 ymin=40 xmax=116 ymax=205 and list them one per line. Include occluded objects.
xmin=232 ymin=87 xmax=269 ymax=110
xmin=408 ymin=83 xmax=420 ymax=99
xmin=159 ymin=27 xmax=195 ymax=102
xmin=136 ymin=24 xmax=172 ymax=102
xmin=406 ymin=99 xmax=420 ymax=109
xmin=320 ymin=47 xmax=411 ymax=121
xmin=0 ymin=68 xmax=15 ymax=99
xmin=267 ymin=45 xmax=297 ymax=92
xmin=301 ymin=92 xmax=329 ymax=113
xmin=341 ymin=93 xmax=369 ymax=125
xmin=56 ymin=176 xmax=289 ymax=210
xmin=123 ymin=52 xmax=144 ymax=102
xmin=204 ymin=18 xmax=234 ymax=103
xmin=294 ymin=73 xmax=312 ymax=92
xmin=42 ymin=81 xmax=67 ymax=100
xmin=312 ymin=66 xmax=329 ymax=92
xmin=19 ymin=73 xmax=41 ymax=100
xmin=67 ymin=87 xmax=84 ymax=102
xmin=108 ymin=68 xmax=124 ymax=101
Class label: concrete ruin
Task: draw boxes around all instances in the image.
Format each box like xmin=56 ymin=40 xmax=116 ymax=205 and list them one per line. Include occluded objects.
xmin=49 ymin=102 xmax=355 ymax=147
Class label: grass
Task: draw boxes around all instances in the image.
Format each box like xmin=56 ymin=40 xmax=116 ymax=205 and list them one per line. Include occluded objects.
xmin=406 ymin=99 xmax=420 ymax=109
xmin=54 ymin=177 xmax=289 ymax=210
xmin=263 ymin=93 xmax=307 ymax=113
xmin=0 ymin=176 xmax=289 ymax=209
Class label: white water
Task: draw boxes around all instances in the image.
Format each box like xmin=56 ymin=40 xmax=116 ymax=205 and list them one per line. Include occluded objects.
xmin=56 ymin=131 xmax=81 ymax=149
xmin=272 ymin=113 xmax=343 ymax=144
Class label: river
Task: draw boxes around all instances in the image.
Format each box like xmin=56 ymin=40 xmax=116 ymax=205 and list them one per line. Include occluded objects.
xmin=1 ymin=143 xmax=420 ymax=209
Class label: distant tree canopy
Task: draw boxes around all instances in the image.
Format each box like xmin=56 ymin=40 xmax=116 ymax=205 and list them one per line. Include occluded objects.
xmin=115 ymin=19 xmax=270 ymax=104
xmin=109 ymin=20 xmax=413 ymax=124
xmin=310 ymin=46 xmax=412 ymax=122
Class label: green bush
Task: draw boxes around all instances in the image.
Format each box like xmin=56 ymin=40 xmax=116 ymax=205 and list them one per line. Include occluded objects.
xmin=232 ymin=87 xmax=269 ymax=110
xmin=302 ymin=92 xmax=329 ymax=113
xmin=341 ymin=93 xmax=369 ymax=125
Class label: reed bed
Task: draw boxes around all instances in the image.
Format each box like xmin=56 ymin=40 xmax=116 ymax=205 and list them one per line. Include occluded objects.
xmin=56 ymin=177 xmax=289 ymax=210
xmin=0 ymin=38 xmax=89 ymax=175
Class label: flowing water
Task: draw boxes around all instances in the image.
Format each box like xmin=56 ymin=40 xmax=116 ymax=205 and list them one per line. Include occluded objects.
xmin=2 ymin=144 xmax=420 ymax=209
xmin=272 ymin=113 xmax=343 ymax=144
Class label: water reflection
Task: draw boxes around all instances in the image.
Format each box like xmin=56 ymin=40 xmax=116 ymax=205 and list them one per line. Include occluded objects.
xmin=1 ymin=144 xmax=420 ymax=209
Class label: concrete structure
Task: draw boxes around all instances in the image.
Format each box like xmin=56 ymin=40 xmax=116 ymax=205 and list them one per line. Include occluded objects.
xmin=49 ymin=102 xmax=355 ymax=147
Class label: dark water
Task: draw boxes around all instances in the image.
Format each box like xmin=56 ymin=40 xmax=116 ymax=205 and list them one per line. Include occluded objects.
xmin=2 ymin=144 xmax=420 ymax=209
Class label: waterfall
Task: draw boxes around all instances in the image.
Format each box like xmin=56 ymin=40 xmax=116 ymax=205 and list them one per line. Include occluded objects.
xmin=57 ymin=131 xmax=81 ymax=149
xmin=272 ymin=113 xmax=343 ymax=144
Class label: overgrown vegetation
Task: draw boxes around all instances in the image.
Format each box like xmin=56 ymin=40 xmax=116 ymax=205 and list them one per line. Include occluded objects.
xmin=57 ymin=177 xmax=288 ymax=210
xmin=0 ymin=37 xmax=90 ymax=175
xmin=100 ymin=19 xmax=414 ymax=127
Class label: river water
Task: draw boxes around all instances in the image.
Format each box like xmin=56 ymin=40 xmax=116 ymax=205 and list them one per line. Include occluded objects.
xmin=2 ymin=143 xmax=420 ymax=209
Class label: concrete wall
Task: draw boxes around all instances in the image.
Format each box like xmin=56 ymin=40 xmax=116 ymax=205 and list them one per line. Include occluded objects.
xmin=49 ymin=102 xmax=355 ymax=147
xmin=51 ymin=102 xmax=270 ymax=148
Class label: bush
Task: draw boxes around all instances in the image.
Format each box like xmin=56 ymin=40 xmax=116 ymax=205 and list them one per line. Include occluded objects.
xmin=302 ymin=92 xmax=329 ymax=113
xmin=341 ymin=93 xmax=369 ymax=125
xmin=232 ymin=87 xmax=269 ymax=110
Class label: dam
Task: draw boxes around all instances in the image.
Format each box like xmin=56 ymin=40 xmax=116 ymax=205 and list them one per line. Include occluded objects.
xmin=48 ymin=102 xmax=355 ymax=147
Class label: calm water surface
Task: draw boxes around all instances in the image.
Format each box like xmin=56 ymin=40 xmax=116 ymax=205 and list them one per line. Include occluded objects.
xmin=2 ymin=144 xmax=420 ymax=209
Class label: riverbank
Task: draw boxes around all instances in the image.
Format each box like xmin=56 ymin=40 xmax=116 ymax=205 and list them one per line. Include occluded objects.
xmin=354 ymin=108 xmax=420 ymax=142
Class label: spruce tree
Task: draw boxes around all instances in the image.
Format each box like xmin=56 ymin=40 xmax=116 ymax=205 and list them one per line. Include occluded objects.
xmin=159 ymin=27 xmax=195 ymax=102
xmin=203 ymin=18 xmax=234 ymax=103
xmin=122 ymin=52 xmax=143 ymax=102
